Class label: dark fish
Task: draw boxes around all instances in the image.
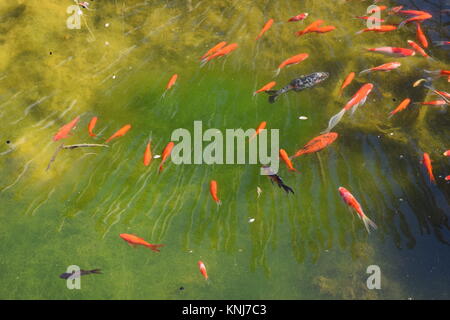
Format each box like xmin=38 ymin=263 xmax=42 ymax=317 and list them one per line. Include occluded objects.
xmin=59 ymin=269 xmax=102 ymax=280
xmin=262 ymin=166 xmax=294 ymax=194
xmin=265 ymin=72 xmax=329 ymax=103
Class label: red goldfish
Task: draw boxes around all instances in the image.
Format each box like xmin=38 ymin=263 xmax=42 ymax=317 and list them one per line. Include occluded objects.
xmin=340 ymin=72 xmax=355 ymax=96
xmin=209 ymin=180 xmax=221 ymax=205
xmin=254 ymin=82 xmax=276 ymax=96
xmin=143 ymin=141 xmax=152 ymax=166
xmin=53 ymin=116 xmax=80 ymax=141
xmin=422 ymin=153 xmax=435 ymax=183
xmin=310 ymin=26 xmax=336 ymax=33
xmin=291 ymin=132 xmax=338 ymax=159
xmin=323 ymin=83 xmax=374 ymax=133
xmin=359 ymin=62 xmax=401 ymax=75
xmin=389 ymin=98 xmax=411 ymax=117
xmin=198 ymin=261 xmax=208 ymax=280
xmin=255 ymin=19 xmax=274 ymax=40
xmin=279 ymin=149 xmax=297 ymax=172
xmin=200 ymin=41 xmax=227 ymax=60
xmin=288 ymin=13 xmax=308 ymax=22
xmin=339 ymin=187 xmax=378 ymax=234
xmin=275 ymin=53 xmax=309 ymax=76
xmin=105 ymin=124 xmax=131 ymax=143
xmin=366 ymin=47 xmax=415 ymax=57
xmin=119 ymin=233 xmax=164 ymax=252
xmin=420 ymin=100 xmax=448 ymax=106
xmin=443 ymin=150 xmax=450 ymax=156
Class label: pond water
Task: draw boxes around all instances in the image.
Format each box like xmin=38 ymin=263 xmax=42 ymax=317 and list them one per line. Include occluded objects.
xmin=0 ymin=0 xmax=449 ymax=299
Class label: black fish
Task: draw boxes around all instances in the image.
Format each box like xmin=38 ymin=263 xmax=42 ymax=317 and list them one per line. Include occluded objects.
xmin=266 ymin=72 xmax=329 ymax=103
xmin=59 ymin=269 xmax=102 ymax=280
xmin=262 ymin=166 xmax=294 ymax=194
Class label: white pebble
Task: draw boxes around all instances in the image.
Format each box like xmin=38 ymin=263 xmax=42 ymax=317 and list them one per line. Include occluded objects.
xmin=105 ymin=23 xmax=110 ymax=28
xmin=298 ymin=116 xmax=308 ymax=120
xmin=154 ymin=155 xmax=161 ymax=159
xmin=249 ymin=218 xmax=255 ymax=223
xmin=112 ymin=75 xmax=116 ymax=79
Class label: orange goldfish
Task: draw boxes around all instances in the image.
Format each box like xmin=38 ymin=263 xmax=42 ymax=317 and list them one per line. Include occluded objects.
xmin=159 ymin=141 xmax=175 ymax=172
xmin=295 ymin=20 xmax=324 ymax=36
xmin=250 ymin=121 xmax=267 ymax=140
xmin=443 ymin=150 xmax=450 ymax=157
xmin=254 ymin=81 xmax=276 ymax=96
xmin=275 ymin=53 xmax=309 ymax=76
xmin=53 ymin=116 xmax=80 ymax=141
xmin=165 ymin=74 xmax=178 ymax=90
xmin=389 ymin=98 xmax=411 ymax=117
xmin=339 ymin=72 xmax=355 ymax=96
xmin=209 ymin=180 xmax=221 ymax=205
xmin=356 ymin=25 xmax=397 ymax=34
xmin=422 ymin=153 xmax=435 ymax=183
xmin=359 ymin=62 xmax=401 ymax=75
xmin=279 ymin=149 xmax=297 ymax=172
xmin=88 ymin=117 xmax=98 ymax=137
xmin=415 ymin=23 xmax=428 ymax=48
xmin=255 ymin=19 xmax=274 ymax=40
xmin=291 ymin=132 xmax=338 ymax=158
xmin=310 ymin=25 xmax=336 ymax=33
xmin=105 ymin=124 xmax=132 ymax=143
xmin=143 ymin=141 xmax=152 ymax=166
xmin=200 ymin=41 xmax=227 ymax=60
xmin=420 ymin=100 xmax=447 ymax=106
xmin=202 ymin=43 xmax=238 ymax=63
xmin=407 ymin=40 xmax=431 ymax=59
xmin=445 ymin=175 xmax=450 ymax=181
xmin=119 ymin=233 xmax=164 ymax=252
xmin=323 ymin=83 xmax=374 ymax=133
xmin=198 ymin=261 xmax=208 ymax=280
xmin=339 ymin=187 xmax=378 ymax=234
xmin=399 ymin=13 xmax=432 ymax=28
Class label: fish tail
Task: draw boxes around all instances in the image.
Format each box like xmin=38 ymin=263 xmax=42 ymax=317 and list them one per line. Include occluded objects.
xmin=148 ymin=244 xmax=165 ymax=252
xmin=268 ymin=93 xmax=279 ymax=104
xmin=355 ymin=30 xmax=364 ymax=35
xmin=321 ymin=108 xmax=346 ymax=133
xmin=274 ymin=68 xmax=281 ymax=77
xmin=362 ymin=215 xmax=378 ymax=234
xmin=89 ymin=269 xmax=102 ymax=274
xmin=280 ymin=183 xmax=294 ymax=194
xmin=359 ymin=69 xmax=371 ymax=75
xmin=398 ymin=20 xmax=407 ymax=29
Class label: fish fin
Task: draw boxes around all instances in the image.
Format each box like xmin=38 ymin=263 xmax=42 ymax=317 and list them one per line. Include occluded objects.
xmin=359 ymin=69 xmax=370 ymax=75
xmin=268 ymin=94 xmax=279 ymax=104
xmin=350 ymin=97 xmax=366 ymax=116
xmin=355 ymin=30 xmax=364 ymax=35
xmin=321 ymin=109 xmax=346 ymax=133
xmin=274 ymin=69 xmax=281 ymax=77
xmin=281 ymin=183 xmax=294 ymax=194
xmin=362 ymin=215 xmax=377 ymax=234
xmin=398 ymin=20 xmax=407 ymax=29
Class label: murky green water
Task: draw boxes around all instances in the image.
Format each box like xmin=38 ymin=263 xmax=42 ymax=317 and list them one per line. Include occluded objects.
xmin=0 ymin=0 xmax=449 ymax=300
